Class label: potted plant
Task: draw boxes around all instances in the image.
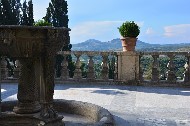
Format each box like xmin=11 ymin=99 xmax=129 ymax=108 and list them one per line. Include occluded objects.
xmin=118 ymin=21 xmax=140 ymax=51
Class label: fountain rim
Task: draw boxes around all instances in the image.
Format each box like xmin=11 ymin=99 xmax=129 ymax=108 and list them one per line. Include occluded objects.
xmin=1 ymin=99 xmax=115 ymax=126
xmin=0 ymin=25 xmax=71 ymax=31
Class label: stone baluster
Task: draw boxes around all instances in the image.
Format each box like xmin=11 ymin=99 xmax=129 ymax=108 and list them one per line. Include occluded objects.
xmin=1 ymin=57 xmax=8 ymax=80
xmin=139 ymin=55 xmax=144 ymax=82
xmin=13 ymin=60 xmax=20 ymax=79
xmin=101 ymin=52 xmax=109 ymax=80
xmin=73 ymin=52 xmax=82 ymax=80
xmin=184 ymin=54 xmax=190 ymax=82
xmin=151 ymin=54 xmax=159 ymax=83
xmin=61 ymin=54 xmax=69 ymax=80
xmin=167 ymin=53 xmax=176 ymax=83
xmin=87 ymin=53 xmax=95 ymax=80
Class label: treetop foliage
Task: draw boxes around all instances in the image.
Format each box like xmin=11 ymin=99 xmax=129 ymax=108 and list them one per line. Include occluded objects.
xmin=0 ymin=0 xmax=34 ymax=25
xmin=43 ymin=0 xmax=69 ymax=28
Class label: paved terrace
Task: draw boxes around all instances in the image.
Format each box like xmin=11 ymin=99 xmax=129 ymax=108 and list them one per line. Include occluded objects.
xmin=1 ymin=83 xmax=190 ymax=126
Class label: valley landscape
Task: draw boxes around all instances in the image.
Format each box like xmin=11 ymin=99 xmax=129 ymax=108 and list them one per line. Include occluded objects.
xmin=72 ymin=38 xmax=190 ymax=52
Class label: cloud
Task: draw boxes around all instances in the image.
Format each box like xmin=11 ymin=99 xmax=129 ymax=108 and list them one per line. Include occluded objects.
xmin=141 ymin=24 xmax=190 ymax=44
xmin=70 ymin=21 xmax=144 ymax=44
xmin=164 ymin=24 xmax=190 ymax=38
xmin=145 ymin=28 xmax=155 ymax=35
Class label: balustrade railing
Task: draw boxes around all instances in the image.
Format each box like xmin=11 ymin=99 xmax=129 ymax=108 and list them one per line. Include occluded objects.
xmin=139 ymin=52 xmax=190 ymax=85
xmin=56 ymin=51 xmax=117 ymax=82
xmin=1 ymin=51 xmax=190 ymax=86
xmin=0 ymin=51 xmax=117 ymax=83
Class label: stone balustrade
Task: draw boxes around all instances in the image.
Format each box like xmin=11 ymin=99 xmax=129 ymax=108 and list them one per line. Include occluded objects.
xmin=1 ymin=51 xmax=190 ymax=87
xmin=55 ymin=51 xmax=117 ymax=83
xmin=0 ymin=51 xmax=117 ymax=83
xmin=139 ymin=52 xmax=190 ymax=86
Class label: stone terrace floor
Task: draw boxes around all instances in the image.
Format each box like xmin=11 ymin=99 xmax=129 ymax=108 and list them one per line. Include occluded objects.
xmin=1 ymin=83 xmax=190 ymax=126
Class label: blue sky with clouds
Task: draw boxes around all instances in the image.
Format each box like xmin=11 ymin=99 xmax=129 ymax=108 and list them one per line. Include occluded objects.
xmin=32 ymin=0 xmax=190 ymax=44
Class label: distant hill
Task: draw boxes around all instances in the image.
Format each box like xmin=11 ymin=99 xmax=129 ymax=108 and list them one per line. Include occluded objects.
xmin=72 ymin=38 xmax=190 ymax=52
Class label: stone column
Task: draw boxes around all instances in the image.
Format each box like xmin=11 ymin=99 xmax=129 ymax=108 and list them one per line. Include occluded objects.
xmin=73 ymin=52 xmax=82 ymax=80
xmin=101 ymin=52 xmax=109 ymax=80
xmin=117 ymin=51 xmax=140 ymax=82
xmin=151 ymin=54 xmax=159 ymax=83
xmin=61 ymin=55 xmax=69 ymax=80
xmin=13 ymin=58 xmax=41 ymax=114
xmin=87 ymin=54 xmax=95 ymax=80
xmin=38 ymin=55 xmax=58 ymax=119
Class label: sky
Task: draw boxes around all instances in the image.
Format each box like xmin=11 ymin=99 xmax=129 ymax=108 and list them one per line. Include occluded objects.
xmin=32 ymin=0 xmax=190 ymax=44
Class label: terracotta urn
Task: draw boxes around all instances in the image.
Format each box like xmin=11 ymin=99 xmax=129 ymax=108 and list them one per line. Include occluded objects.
xmin=120 ymin=37 xmax=137 ymax=51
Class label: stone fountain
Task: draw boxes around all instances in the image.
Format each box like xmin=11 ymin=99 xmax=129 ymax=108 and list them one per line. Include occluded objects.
xmin=0 ymin=25 xmax=70 ymax=126
xmin=0 ymin=25 xmax=114 ymax=126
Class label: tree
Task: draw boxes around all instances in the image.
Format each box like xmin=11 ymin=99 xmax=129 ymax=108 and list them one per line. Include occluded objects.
xmin=21 ymin=0 xmax=28 ymax=25
xmin=0 ymin=0 xmax=33 ymax=25
xmin=15 ymin=0 xmax=22 ymax=24
xmin=1 ymin=0 xmax=12 ymax=24
xmin=44 ymin=0 xmax=69 ymax=28
xmin=27 ymin=0 xmax=34 ymax=26
xmin=0 ymin=2 xmax=3 ymax=25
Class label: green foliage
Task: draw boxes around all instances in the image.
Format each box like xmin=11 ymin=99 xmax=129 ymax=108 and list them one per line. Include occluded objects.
xmin=140 ymin=55 xmax=187 ymax=81
xmin=27 ymin=0 xmax=34 ymax=26
xmin=21 ymin=0 xmax=33 ymax=25
xmin=44 ymin=0 xmax=69 ymax=28
xmin=158 ymin=57 xmax=169 ymax=80
xmin=21 ymin=0 xmax=28 ymax=25
xmin=80 ymin=63 xmax=87 ymax=78
xmin=94 ymin=63 xmax=102 ymax=79
xmin=0 ymin=0 xmax=33 ymax=25
xmin=173 ymin=56 xmax=187 ymax=79
xmin=68 ymin=60 xmax=75 ymax=78
xmin=108 ymin=56 xmax=116 ymax=79
xmin=34 ymin=20 xmax=52 ymax=26
xmin=140 ymin=56 xmax=153 ymax=79
xmin=118 ymin=21 xmax=140 ymax=38
xmin=0 ymin=0 xmax=15 ymax=25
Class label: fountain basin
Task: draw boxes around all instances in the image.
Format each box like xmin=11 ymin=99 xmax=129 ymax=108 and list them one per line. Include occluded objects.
xmin=1 ymin=100 xmax=114 ymax=126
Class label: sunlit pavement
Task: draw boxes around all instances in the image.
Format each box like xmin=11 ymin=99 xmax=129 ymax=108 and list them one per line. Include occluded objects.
xmin=1 ymin=83 xmax=190 ymax=126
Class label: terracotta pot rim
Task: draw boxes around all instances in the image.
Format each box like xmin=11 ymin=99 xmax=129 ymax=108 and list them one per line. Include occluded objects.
xmin=120 ymin=37 xmax=138 ymax=39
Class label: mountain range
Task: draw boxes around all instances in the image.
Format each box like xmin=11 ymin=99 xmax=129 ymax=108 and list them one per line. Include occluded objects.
xmin=72 ymin=38 xmax=190 ymax=52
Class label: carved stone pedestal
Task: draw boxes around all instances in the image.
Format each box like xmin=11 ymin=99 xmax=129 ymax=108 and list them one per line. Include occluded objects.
xmin=13 ymin=58 xmax=41 ymax=114
xmin=0 ymin=25 xmax=70 ymax=126
xmin=117 ymin=51 xmax=139 ymax=82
